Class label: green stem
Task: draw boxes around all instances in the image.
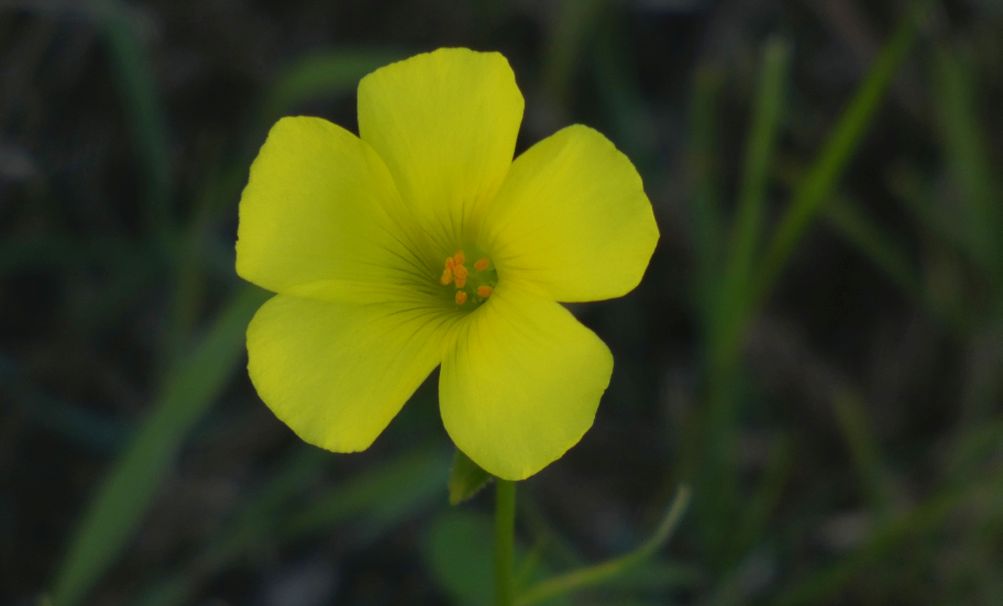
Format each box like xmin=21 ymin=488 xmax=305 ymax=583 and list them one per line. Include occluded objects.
xmin=494 ymin=479 xmax=517 ymax=606
xmin=517 ymin=485 xmax=691 ymax=605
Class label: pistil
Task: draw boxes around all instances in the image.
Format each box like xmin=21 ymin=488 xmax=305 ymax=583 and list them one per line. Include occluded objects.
xmin=439 ymin=249 xmax=497 ymax=306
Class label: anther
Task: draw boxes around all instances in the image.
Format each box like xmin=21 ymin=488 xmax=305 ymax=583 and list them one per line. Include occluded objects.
xmin=455 ymin=291 xmax=468 ymax=305
xmin=474 ymin=258 xmax=490 ymax=271
xmin=453 ymin=264 xmax=469 ymax=288
xmin=439 ymin=267 xmax=453 ymax=285
xmin=476 ymin=285 xmax=493 ymax=298
xmin=453 ymin=251 xmax=465 ymax=265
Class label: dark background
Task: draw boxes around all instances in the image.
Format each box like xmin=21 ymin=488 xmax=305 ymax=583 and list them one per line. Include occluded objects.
xmin=2 ymin=0 xmax=1001 ymax=604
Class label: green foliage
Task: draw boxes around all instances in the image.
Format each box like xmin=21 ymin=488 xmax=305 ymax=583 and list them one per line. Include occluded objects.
xmin=516 ymin=486 xmax=691 ymax=605
xmin=50 ymin=287 xmax=267 ymax=606
xmin=752 ymin=4 xmax=925 ymax=318
xmin=258 ymin=49 xmax=404 ymax=125
xmin=423 ymin=511 xmax=499 ymax=606
xmin=449 ymin=449 xmax=492 ymax=505
xmin=7 ymin=0 xmax=1001 ymax=603
xmin=135 ymin=448 xmax=448 ymax=606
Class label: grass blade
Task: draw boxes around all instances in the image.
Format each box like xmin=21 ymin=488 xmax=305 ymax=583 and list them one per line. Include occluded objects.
xmin=752 ymin=4 xmax=926 ymax=312
xmin=931 ymin=44 xmax=1002 ymax=282
xmin=97 ymin=0 xmax=172 ymax=240
xmin=541 ymin=0 xmax=608 ymax=109
xmin=688 ymin=65 xmax=725 ymax=315
xmin=279 ymin=447 xmax=449 ymax=542
xmin=258 ymin=49 xmax=402 ymax=126
xmin=713 ymin=37 xmax=791 ymax=364
xmin=133 ymin=447 xmax=447 ymax=606
xmin=823 ymin=196 xmax=921 ymax=299
xmin=830 ymin=388 xmax=895 ymax=516
xmin=50 ymin=286 xmax=267 ymax=606
xmin=770 ymin=465 xmax=1003 ymax=606
xmin=515 ymin=486 xmax=691 ymax=606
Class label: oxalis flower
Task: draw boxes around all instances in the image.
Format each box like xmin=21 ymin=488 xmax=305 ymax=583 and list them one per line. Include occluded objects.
xmin=236 ymin=48 xmax=658 ymax=480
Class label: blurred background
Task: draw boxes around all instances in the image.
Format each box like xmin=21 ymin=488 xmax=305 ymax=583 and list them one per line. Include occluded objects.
xmin=2 ymin=0 xmax=1002 ymax=604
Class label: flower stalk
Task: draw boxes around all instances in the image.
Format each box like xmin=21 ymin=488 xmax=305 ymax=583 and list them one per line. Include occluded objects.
xmin=494 ymin=479 xmax=517 ymax=606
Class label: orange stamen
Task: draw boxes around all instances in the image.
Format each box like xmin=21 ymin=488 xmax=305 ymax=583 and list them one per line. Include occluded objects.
xmin=439 ymin=266 xmax=453 ymax=285
xmin=453 ymin=264 xmax=468 ymax=288
xmin=476 ymin=285 xmax=493 ymax=298
xmin=455 ymin=290 xmax=468 ymax=305
xmin=453 ymin=250 xmax=465 ymax=266
xmin=474 ymin=257 xmax=490 ymax=271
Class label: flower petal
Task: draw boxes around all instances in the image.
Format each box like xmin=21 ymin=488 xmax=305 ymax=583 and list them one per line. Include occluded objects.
xmin=480 ymin=125 xmax=659 ymax=302
xmin=237 ymin=116 xmax=431 ymax=303
xmin=439 ymin=286 xmax=613 ymax=480
xmin=357 ymin=48 xmax=524 ymax=250
xmin=247 ymin=295 xmax=453 ymax=452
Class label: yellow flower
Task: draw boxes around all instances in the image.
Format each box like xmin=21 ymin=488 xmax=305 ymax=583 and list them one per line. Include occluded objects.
xmin=236 ymin=48 xmax=658 ymax=480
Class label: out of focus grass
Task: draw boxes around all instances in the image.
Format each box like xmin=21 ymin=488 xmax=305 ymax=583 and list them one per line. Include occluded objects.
xmin=2 ymin=0 xmax=1001 ymax=604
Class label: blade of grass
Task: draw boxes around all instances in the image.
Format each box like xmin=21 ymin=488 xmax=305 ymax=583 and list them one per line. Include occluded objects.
xmin=679 ymin=63 xmax=724 ymax=555
xmin=49 ymin=286 xmax=268 ymax=606
xmin=822 ymin=196 xmax=923 ymax=301
xmin=194 ymin=448 xmax=328 ymax=567
xmin=688 ymin=65 xmax=725 ymax=315
xmin=677 ymin=66 xmax=723 ymax=526
xmin=133 ymin=447 xmax=447 ymax=606
xmin=95 ymin=0 xmax=172 ymax=242
xmin=946 ymin=415 xmax=1003 ymax=480
xmin=931 ymin=44 xmax=1002 ymax=283
xmin=257 ymin=49 xmax=402 ymax=127
xmin=713 ymin=37 xmax=791 ymax=365
xmin=885 ymin=164 xmax=970 ymax=330
xmin=830 ymin=388 xmax=895 ymax=517
xmin=731 ymin=433 xmax=793 ymax=562
xmin=698 ymin=38 xmax=790 ymax=568
xmin=515 ymin=486 xmax=691 ymax=606
xmin=279 ymin=447 xmax=449 ymax=542
xmin=541 ymin=0 xmax=608 ymax=110
xmin=770 ymin=464 xmax=1003 ymax=606
xmin=161 ymin=174 xmax=221 ymax=363
xmin=592 ymin=16 xmax=655 ymax=172
xmin=750 ymin=4 xmax=927 ymax=317
xmin=9 ymin=382 xmax=129 ymax=453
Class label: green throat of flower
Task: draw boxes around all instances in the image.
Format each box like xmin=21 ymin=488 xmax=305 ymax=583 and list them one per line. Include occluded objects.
xmin=439 ymin=248 xmax=497 ymax=307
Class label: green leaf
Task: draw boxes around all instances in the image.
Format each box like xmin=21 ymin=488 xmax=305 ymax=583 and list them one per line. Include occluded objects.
xmin=49 ymin=286 xmax=268 ymax=606
xmin=423 ymin=511 xmax=496 ymax=606
xmin=422 ymin=510 xmax=570 ymax=606
xmin=449 ymin=449 xmax=492 ymax=505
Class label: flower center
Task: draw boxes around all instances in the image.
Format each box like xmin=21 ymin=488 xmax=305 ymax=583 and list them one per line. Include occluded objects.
xmin=439 ymin=249 xmax=496 ymax=307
